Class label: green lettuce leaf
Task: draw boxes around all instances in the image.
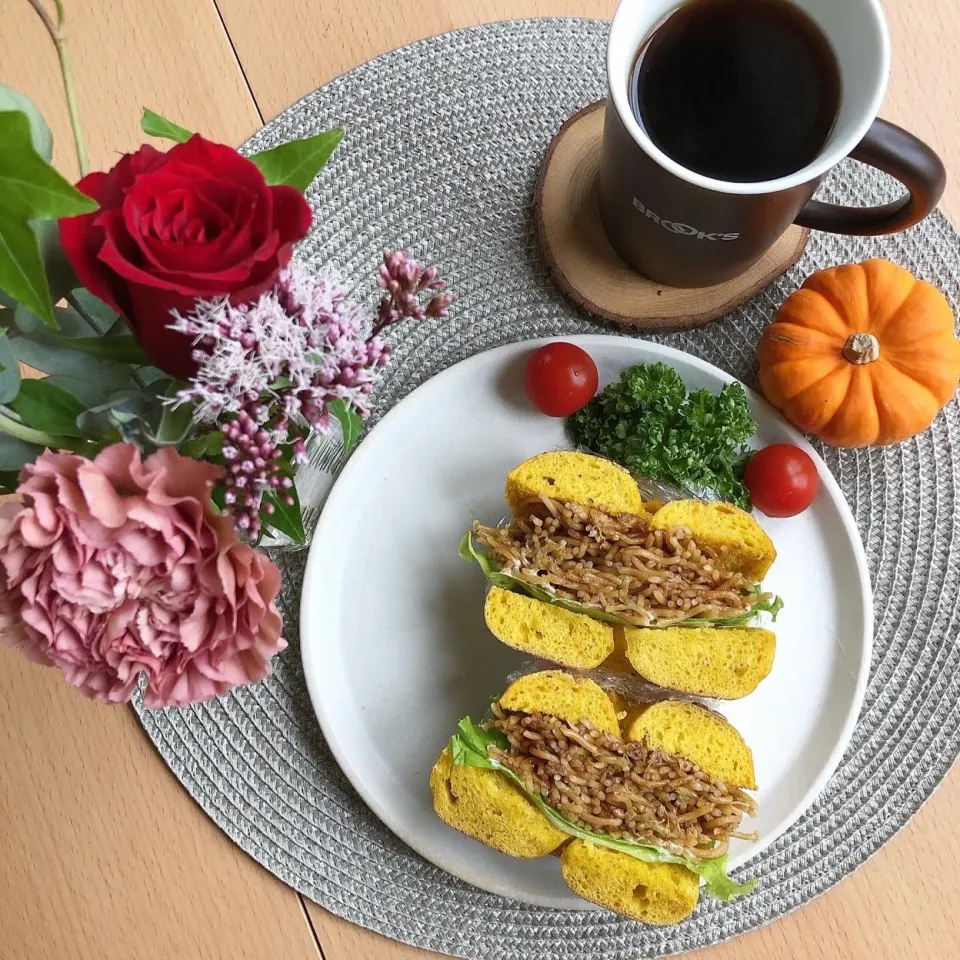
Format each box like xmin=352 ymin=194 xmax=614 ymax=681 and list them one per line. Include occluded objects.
xmin=449 ymin=716 xmax=756 ymax=901
xmin=449 ymin=716 xmax=509 ymax=768
xmin=459 ymin=531 xmax=782 ymax=629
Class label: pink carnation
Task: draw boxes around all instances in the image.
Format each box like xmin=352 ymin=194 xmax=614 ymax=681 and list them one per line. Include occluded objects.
xmin=0 ymin=444 xmax=285 ymax=708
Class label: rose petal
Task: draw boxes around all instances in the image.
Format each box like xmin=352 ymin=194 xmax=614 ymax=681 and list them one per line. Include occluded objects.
xmin=269 ymin=184 xmax=313 ymax=245
xmin=58 ymin=146 xmax=166 ymax=316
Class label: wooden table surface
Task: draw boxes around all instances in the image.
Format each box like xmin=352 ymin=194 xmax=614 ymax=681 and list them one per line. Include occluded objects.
xmin=1 ymin=2 xmax=958 ymax=958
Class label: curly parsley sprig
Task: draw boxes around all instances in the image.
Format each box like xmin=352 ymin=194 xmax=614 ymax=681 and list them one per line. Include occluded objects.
xmin=566 ymin=362 xmax=757 ymax=508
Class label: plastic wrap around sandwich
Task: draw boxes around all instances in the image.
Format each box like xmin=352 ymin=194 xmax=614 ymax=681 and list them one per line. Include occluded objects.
xmin=431 ymin=671 xmax=758 ymax=924
xmin=461 ymin=451 xmax=781 ymax=699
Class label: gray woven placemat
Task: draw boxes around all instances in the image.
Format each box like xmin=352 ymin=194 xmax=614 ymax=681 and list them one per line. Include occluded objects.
xmin=133 ymin=19 xmax=960 ymax=958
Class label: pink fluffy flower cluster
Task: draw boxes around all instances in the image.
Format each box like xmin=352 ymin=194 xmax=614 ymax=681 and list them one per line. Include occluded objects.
xmin=0 ymin=445 xmax=285 ymax=708
xmin=170 ymin=252 xmax=450 ymax=535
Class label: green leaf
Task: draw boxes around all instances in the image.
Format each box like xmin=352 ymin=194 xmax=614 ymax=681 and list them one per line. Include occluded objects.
xmin=15 ymin=302 xmax=95 ymax=339
xmin=0 ymin=433 xmax=42 ymax=470
xmin=0 ymin=331 xmax=21 ymax=404
xmin=14 ymin=299 xmax=142 ymax=361
xmin=181 ymin=430 xmax=224 ymax=459
xmin=33 ymin=218 xmax=79 ymax=303
xmin=0 ymin=211 xmax=55 ymax=327
xmin=44 ymin=375 xmax=115 ymax=408
xmin=249 ymin=128 xmax=344 ymax=192
xmin=0 ymin=468 xmax=21 ymax=493
xmin=75 ymin=390 xmax=143 ymax=437
xmin=0 ymin=108 xmax=95 ymax=327
xmin=154 ymin=400 xmax=195 ymax=446
xmin=135 ymin=366 xmax=169 ymax=385
xmin=458 ymin=531 xmax=537 ymax=592
xmin=692 ymin=855 xmax=758 ymax=903
xmin=67 ymin=289 xmax=120 ymax=335
xmin=0 ymin=112 xmax=98 ymax=220
xmin=11 ymin=336 xmax=132 ymax=389
xmin=453 ymin=716 xmax=509 ymax=763
xmin=448 ymin=718 xmax=756 ymax=902
xmin=262 ymin=485 xmax=306 ymax=545
xmin=59 ymin=335 xmax=149 ymax=364
xmin=12 ymin=378 xmax=87 ymax=438
xmin=0 ymin=86 xmax=53 ymax=161
xmin=761 ymin=592 xmax=783 ymax=621
xmin=140 ymin=109 xmax=192 ymax=144
xmin=328 ymin=397 xmax=363 ymax=451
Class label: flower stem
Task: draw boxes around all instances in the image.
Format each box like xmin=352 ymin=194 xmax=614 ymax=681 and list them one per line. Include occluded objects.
xmin=26 ymin=0 xmax=89 ymax=177
xmin=0 ymin=408 xmax=69 ymax=448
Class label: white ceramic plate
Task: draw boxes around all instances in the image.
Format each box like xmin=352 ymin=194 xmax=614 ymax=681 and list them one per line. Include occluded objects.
xmin=300 ymin=334 xmax=873 ymax=909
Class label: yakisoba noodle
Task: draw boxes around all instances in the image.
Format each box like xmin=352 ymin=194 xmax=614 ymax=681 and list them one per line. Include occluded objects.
xmin=473 ymin=494 xmax=767 ymax=626
xmin=489 ymin=705 xmax=757 ymax=860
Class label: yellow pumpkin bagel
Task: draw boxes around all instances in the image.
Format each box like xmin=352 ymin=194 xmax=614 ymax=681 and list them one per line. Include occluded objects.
xmin=484 ymin=587 xmax=615 ymax=669
xmin=623 ymin=625 xmax=775 ymax=700
xmin=505 ymin=450 xmax=643 ymax=516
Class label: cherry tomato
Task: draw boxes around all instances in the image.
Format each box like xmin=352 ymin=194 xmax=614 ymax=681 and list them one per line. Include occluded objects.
xmin=524 ymin=342 xmax=599 ymax=417
xmin=744 ymin=444 xmax=819 ymax=518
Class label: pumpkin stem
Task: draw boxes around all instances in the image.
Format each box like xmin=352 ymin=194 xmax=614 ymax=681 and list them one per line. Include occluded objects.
xmin=842 ymin=333 xmax=880 ymax=365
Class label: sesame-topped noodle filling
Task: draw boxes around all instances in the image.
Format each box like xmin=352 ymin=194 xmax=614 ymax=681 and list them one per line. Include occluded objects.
xmin=489 ymin=705 xmax=757 ymax=860
xmin=473 ymin=495 xmax=764 ymax=626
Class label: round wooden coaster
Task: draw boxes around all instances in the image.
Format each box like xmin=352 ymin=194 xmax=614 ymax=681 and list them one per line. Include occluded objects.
xmin=534 ymin=100 xmax=810 ymax=330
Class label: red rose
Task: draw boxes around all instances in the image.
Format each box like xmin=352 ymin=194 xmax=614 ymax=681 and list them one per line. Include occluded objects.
xmin=59 ymin=136 xmax=312 ymax=379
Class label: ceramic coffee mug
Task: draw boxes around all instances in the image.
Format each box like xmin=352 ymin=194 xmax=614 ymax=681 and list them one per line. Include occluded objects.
xmin=601 ymin=0 xmax=946 ymax=288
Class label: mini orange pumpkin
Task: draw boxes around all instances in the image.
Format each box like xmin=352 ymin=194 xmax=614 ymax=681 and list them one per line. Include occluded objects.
xmin=758 ymin=259 xmax=960 ymax=447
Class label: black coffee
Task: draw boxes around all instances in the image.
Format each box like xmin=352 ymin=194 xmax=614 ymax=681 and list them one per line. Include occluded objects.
xmin=631 ymin=0 xmax=841 ymax=182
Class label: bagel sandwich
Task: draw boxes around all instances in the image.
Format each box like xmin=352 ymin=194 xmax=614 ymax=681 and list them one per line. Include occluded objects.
xmin=430 ymin=671 xmax=758 ymax=923
xmin=462 ymin=451 xmax=780 ymax=632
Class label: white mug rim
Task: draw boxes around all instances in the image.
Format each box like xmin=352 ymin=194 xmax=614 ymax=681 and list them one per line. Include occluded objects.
xmin=607 ymin=0 xmax=892 ymax=196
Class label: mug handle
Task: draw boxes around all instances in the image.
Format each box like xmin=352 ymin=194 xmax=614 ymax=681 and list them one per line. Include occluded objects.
xmin=794 ymin=119 xmax=946 ymax=235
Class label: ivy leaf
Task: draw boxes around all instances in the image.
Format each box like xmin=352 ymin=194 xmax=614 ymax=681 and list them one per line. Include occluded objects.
xmin=262 ymin=486 xmax=306 ymax=545
xmin=12 ymin=378 xmax=87 ymax=438
xmin=0 ymin=434 xmax=42 ymax=471
xmin=328 ymin=397 xmax=363 ymax=452
xmin=249 ymin=128 xmax=344 ymax=192
xmin=0 ymin=85 xmax=53 ymax=161
xmin=0 ymin=106 xmax=95 ymax=327
xmin=140 ymin=109 xmax=192 ymax=144
xmin=0 ymin=112 xmax=98 ymax=220
xmin=0 ymin=330 xmax=21 ymax=404
xmin=0 ymin=211 xmax=55 ymax=328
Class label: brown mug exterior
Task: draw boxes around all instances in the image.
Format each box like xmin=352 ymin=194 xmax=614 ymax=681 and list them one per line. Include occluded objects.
xmin=599 ymin=100 xmax=946 ymax=288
